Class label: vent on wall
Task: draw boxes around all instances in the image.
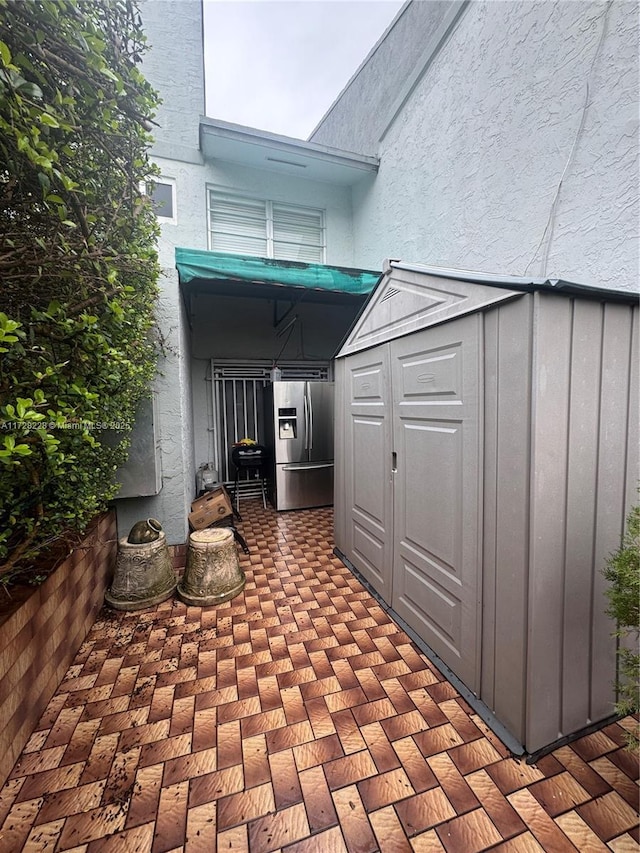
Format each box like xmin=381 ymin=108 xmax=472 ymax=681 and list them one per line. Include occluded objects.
xmin=381 ymin=287 xmax=400 ymax=303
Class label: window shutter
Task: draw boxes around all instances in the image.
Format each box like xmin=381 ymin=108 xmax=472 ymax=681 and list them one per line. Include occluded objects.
xmin=209 ymin=193 xmax=268 ymax=257
xmin=208 ymin=192 xmax=325 ymax=262
xmin=272 ymin=204 xmax=324 ymax=263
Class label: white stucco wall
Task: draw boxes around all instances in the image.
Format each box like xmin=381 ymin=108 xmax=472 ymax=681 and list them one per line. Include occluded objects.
xmin=309 ymin=0 xmax=456 ymax=155
xmin=191 ymin=357 xmax=211 ymax=476
xmin=127 ymin=0 xmax=639 ymax=546
xmin=152 ymin=155 xmax=356 ymax=270
xmin=116 ymin=268 xmax=195 ymax=543
xmin=140 ymin=0 xmax=204 ymax=152
xmin=126 ymin=0 xmax=358 ymax=542
xmin=152 ymin=156 xmax=206 ymax=269
xmin=114 ymin=1 xmax=204 ymax=542
xmin=321 ymin=0 xmax=639 ymax=291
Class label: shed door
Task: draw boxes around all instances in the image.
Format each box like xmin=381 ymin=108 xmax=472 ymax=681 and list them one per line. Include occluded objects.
xmin=345 ymin=344 xmax=393 ymax=602
xmin=391 ymin=315 xmax=482 ymax=692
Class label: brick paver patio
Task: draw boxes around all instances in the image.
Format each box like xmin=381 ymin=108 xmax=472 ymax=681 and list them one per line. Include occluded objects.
xmin=0 ymin=502 xmax=637 ymax=851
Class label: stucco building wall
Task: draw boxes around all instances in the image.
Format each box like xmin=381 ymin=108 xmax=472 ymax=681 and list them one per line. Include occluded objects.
xmin=316 ymin=1 xmax=639 ymax=291
xmin=129 ymin=0 xmax=361 ymax=542
xmin=152 ymin=155 xmax=356 ymax=270
xmin=115 ymin=268 xmax=195 ymax=544
xmin=112 ymin=1 xmax=204 ymax=542
xmin=125 ymin=0 xmax=638 ymax=544
xmin=141 ymin=0 xmax=204 ymax=153
xmin=308 ymin=0 xmax=456 ymax=155
xmin=148 ymin=145 xmax=359 ymax=505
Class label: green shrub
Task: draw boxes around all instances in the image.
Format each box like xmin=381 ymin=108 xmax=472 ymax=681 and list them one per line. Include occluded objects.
xmin=603 ymin=503 xmax=640 ymax=750
xmin=0 ymin=0 xmax=160 ymax=584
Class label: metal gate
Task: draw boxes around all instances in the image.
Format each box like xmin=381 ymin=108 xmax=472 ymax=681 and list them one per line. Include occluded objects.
xmin=210 ymin=360 xmax=329 ymax=484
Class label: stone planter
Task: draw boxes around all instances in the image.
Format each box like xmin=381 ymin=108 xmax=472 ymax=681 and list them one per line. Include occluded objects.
xmin=105 ymin=531 xmax=177 ymax=611
xmin=178 ymin=528 xmax=245 ymax=606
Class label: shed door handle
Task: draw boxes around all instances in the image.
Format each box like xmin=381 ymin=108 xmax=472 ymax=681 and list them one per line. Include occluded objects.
xmin=392 ymin=451 xmax=397 ymax=473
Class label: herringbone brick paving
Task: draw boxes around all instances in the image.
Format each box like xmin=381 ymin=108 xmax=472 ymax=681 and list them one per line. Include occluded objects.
xmin=0 ymin=502 xmax=637 ymax=852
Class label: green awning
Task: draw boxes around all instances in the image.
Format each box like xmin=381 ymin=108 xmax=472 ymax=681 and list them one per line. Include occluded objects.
xmin=175 ymin=248 xmax=381 ymax=296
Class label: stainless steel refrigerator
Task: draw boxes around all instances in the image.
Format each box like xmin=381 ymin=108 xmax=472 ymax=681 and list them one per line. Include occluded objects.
xmin=264 ymin=381 xmax=334 ymax=511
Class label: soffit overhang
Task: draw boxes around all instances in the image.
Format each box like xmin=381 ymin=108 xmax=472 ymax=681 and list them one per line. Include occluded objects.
xmin=200 ymin=116 xmax=379 ymax=186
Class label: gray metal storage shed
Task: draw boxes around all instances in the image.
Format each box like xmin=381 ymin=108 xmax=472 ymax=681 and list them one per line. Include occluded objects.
xmin=334 ymin=260 xmax=639 ymax=756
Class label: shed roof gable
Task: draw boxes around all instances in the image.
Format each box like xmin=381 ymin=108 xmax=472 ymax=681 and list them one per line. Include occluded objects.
xmin=337 ymin=260 xmax=638 ymax=357
xmin=337 ymin=262 xmax=521 ymax=356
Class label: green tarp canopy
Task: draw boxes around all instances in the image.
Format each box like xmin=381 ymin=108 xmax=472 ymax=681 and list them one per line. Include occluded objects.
xmin=175 ymin=248 xmax=381 ymax=296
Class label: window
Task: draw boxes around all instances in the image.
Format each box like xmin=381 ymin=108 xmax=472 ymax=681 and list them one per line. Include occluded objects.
xmin=147 ymin=178 xmax=176 ymax=224
xmin=208 ymin=190 xmax=325 ymax=263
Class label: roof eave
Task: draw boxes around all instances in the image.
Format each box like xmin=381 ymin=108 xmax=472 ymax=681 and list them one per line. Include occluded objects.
xmin=199 ymin=116 xmax=379 ymax=185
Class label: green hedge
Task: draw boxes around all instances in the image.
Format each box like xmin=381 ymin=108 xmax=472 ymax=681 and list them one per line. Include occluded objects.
xmin=604 ymin=503 xmax=640 ymax=750
xmin=0 ymin=0 xmax=160 ymax=583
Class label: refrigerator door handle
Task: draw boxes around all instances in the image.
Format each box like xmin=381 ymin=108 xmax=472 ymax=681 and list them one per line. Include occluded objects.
xmin=281 ymin=462 xmax=334 ymax=471
xmin=303 ymin=387 xmax=310 ymax=451
xmin=308 ymin=385 xmax=313 ymax=451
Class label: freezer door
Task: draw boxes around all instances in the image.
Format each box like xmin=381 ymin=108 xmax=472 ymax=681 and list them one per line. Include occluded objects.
xmin=273 ymin=382 xmax=307 ymax=464
xmin=275 ymin=461 xmax=334 ymax=510
xmin=306 ymin=381 xmax=334 ymax=463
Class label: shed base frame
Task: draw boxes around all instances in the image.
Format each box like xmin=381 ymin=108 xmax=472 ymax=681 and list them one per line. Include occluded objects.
xmin=334 ymin=547 xmax=622 ymax=765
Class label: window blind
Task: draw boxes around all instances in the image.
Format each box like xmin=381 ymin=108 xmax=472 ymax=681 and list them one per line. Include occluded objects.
xmin=208 ymin=191 xmax=325 ymax=262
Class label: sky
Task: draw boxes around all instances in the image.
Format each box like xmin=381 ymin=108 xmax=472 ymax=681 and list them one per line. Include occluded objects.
xmin=202 ymin=0 xmax=405 ymax=139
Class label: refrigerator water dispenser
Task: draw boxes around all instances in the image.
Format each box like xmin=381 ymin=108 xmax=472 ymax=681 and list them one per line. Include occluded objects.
xmin=278 ymin=408 xmax=297 ymax=439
